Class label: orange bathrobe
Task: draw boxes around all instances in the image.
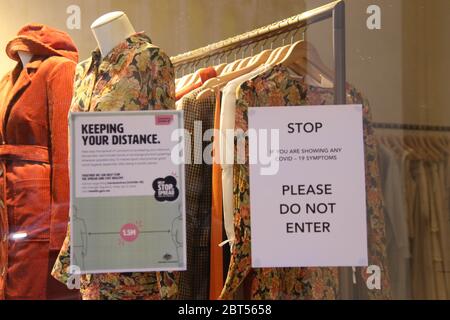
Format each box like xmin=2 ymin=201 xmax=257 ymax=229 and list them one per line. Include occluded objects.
xmin=0 ymin=24 xmax=79 ymax=300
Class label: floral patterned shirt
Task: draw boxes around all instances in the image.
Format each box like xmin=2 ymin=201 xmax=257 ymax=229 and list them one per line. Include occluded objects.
xmin=220 ymin=66 xmax=391 ymax=300
xmin=51 ymin=33 xmax=178 ymax=300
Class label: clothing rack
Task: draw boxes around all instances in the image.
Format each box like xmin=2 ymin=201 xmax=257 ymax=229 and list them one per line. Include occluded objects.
xmin=171 ymin=0 xmax=346 ymax=105
xmin=373 ymin=122 xmax=450 ymax=132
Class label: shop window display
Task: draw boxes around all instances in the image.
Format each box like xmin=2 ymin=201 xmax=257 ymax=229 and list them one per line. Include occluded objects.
xmin=0 ymin=0 xmax=448 ymax=301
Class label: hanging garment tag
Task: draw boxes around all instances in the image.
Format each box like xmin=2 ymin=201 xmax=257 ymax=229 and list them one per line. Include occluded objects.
xmin=248 ymin=105 xmax=369 ymax=268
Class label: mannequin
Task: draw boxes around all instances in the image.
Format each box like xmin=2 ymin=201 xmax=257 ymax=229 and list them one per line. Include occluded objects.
xmin=53 ymin=10 xmax=178 ymax=301
xmin=18 ymin=51 xmax=32 ymax=66
xmin=91 ymin=11 xmax=136 ymax=58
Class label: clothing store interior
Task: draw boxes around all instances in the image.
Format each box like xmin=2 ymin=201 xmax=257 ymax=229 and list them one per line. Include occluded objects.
xmin=0 ymin=0 xmax=449 ymax=301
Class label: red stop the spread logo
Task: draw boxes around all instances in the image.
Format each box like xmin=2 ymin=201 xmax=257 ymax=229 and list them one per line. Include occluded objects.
xmin=155 ymin=115 xmax=174 ymax=126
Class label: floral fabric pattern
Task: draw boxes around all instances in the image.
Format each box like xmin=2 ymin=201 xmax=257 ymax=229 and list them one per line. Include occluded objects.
xmin=51 ymin=33 xmax=178 ymax=300
xmin=220 ymin=66 xmax=391 ymax=300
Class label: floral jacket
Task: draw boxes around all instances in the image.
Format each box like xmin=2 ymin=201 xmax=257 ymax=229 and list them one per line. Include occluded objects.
xmin=51 ymin=33 xmax=178 ymax=300
xmin=220 ymin=66 xmax=391 ymax=300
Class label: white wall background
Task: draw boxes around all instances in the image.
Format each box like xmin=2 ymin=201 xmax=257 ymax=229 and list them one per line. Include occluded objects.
xmin=0 ymin=0 xmax=448 ymax=125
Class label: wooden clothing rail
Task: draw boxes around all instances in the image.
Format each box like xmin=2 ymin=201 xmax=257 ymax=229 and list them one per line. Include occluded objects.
xmin=171 ymin=0 xmax=346 ymax=105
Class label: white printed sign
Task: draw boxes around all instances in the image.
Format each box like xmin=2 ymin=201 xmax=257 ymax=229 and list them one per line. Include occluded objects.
xmin=248 ymin=105 xmax=368 ymax=268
